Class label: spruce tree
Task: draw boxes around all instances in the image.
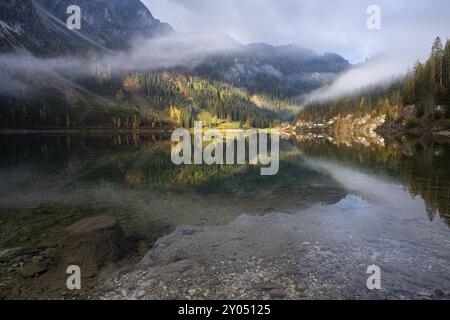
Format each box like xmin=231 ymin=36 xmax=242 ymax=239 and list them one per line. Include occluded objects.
xmin=432 ymin=36 xmax=444 ymax=58
xmin=431 ymin=37 xmax=444 ymax=88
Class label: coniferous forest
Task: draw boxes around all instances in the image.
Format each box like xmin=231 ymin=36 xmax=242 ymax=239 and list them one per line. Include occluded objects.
xmin=299 ymin=37 xmax=450 ymax=125
xmin=0 ymin=71 xmax=295 ymax=130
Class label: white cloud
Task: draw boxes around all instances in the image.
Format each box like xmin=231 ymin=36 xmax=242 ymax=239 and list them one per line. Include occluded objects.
xmin=143 ymin=0 xmax=450 ymax=64
xmin=305 ymin=54 xmax=410 ymax=102
xmin=142 ymin=0 xmax=449 ymax=100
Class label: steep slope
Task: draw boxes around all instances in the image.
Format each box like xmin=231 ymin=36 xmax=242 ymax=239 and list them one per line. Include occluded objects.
xmin=35 ymin=0 xmax=174 ymax=50
xmin=195 ymin=43 xmax=350 ymax=99
xmin=0 ymin=0 xmax=174 ymax=56
xmin=0 ymin=0 xmax=60 ymax=55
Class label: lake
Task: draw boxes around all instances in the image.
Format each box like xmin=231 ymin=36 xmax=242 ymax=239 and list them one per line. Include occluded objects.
xmin=0 ymin=132 xmax=449 ymax=299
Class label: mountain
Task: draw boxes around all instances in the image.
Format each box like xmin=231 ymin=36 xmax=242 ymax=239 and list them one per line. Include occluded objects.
xmin=0 ymin=0 xmax=60 ymax=55
xmin=0 ymin=0 xmax=349 ymax=96
xmin=0 ymin=0 xmax=174 ymax=56
xmin=194 ymin=43 xmax=350 ymax=99
xmin=0 ymin=0 xmax=350 ymax=130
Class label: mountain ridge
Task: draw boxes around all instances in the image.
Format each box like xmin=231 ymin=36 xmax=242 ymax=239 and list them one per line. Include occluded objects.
xmin=0 ymin=0 xmax=351 ymax=130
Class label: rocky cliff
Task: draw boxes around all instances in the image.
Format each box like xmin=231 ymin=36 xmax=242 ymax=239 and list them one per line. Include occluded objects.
xmin=0 ymin=0 xmax=174 ymax=56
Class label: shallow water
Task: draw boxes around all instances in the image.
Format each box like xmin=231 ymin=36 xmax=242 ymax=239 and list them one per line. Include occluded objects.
xmin=0 ymin=133 xmax=449 ymax=299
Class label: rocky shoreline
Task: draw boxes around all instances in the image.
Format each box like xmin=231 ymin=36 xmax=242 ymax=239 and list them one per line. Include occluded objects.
xmin=376 ymin=119 xmax=450 ymax=138
xmin=280 ymin=114 xmax=387 ymax=145
xmin=0 ymin=215 xmax=147 ymax=300
xmin=98 ymin=201 xmax=450 ymax=300
xmin=281 ymin=109 xmax=450 ymax=140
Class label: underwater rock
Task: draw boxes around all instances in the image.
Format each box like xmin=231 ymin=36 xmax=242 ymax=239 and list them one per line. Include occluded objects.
xmin=57 ymin=216 xmax=128 ymax=276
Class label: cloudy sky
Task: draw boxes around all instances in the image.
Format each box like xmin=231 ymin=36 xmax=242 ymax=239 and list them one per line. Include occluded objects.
xmin=142 ymin=0 xmax=450 ymax=64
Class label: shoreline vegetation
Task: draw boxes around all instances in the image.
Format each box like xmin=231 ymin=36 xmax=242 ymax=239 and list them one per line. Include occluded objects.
xmin=294 ymin=37 xmax=450 ymax=139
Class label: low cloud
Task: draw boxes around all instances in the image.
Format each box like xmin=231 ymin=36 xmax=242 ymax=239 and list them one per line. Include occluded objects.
xmin=305 ymin=54 xmax=410 ymax=102
xmin=144 ymin=0 xmax=450 ymax=64
xmin=0 ymin=54 xmax=85 ymax=97
xmin=0 ymin=32 xmax=240 ymax=96
xmin=111 ymin=32 xmax=240 ymax=71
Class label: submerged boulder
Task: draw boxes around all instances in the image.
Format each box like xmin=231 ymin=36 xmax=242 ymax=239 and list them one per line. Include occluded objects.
xmin=57 ymin=216 xmax=128 ymax=277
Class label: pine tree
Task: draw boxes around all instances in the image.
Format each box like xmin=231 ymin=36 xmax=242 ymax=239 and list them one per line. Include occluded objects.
xmin=432 ymin=36 xmax=444 ymax=58
xmin=403 ymin=73 xmax=415 ymax=105
xmin=414 ymin=62 xmax=425 ymax=113
xmin=115 ymin=89 xmax=125 ymax=102
xmin=431 ymin=37 xmax=444 ymax=88
xmin=423 ymin=60 xmax=436 ymax=115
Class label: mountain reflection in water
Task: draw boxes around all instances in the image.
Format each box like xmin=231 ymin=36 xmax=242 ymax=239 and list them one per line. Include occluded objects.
xmin=0 ymin=132 xmax=449 ymax=299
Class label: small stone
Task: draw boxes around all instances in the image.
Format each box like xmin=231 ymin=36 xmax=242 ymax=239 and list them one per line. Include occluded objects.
xmin=188 ymin=289 xmax=197 ymax=296
xmin=418 ymin=291 xmax=432 ymax=298
xmin=434 ymin=289 xmax=444 ymax=297
xmin=0 ymin=247 xmax=23 ymax=262
xmin=21 ymin=261 xmax=48 ymax=277
xmin=166 ymin=259 xmax=194 ymax=273
xmin=270 ymin=289 xmax=286 ymax=298
xmin=182 ymin=229 xmax=196 ymax=236
xmin=137 ymin=241 xmax=150 ymax=257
